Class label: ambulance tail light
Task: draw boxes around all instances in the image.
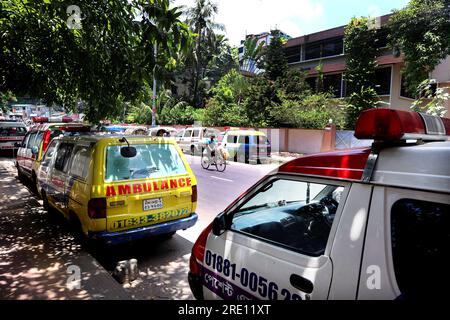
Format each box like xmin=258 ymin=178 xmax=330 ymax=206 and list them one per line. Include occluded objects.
xmin=190 ymin=223 xmax=213 ymax=276
xmin=191 ymin=185 xmax=197 ymax=203
xmin=355 ymin=108 xmax=449 ymax=141
xmin=88 ymin=198 xmax=107 ymax=219
xmin=42 ymin=130 xmax=52 ymax=153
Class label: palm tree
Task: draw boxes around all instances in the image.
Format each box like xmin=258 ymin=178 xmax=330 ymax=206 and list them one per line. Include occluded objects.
xmin=241 ymin=37 xmax=266 ymax=75
xmin=185 ymin=0 xmax=224 ymax=107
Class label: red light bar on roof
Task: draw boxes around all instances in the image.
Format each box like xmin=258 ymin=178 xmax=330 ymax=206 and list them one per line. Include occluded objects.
xmin=355 ymin=109 xmax=449 ymax=141
xmin=32 ymin=117 xmax=49 ymax=123
xmin=61 ymin=125 xmax=91 ymax=132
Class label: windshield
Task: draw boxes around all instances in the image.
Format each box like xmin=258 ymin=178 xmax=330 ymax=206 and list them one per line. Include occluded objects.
xmin=105 ymin=143 xmax=188 ymax=182
xmin=0 ymin=126 xmax=27 ymax=136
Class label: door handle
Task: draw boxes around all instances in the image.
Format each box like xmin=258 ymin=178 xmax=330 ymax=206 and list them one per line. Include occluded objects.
xmin=290 ymin=274 xmax=314 ymax=294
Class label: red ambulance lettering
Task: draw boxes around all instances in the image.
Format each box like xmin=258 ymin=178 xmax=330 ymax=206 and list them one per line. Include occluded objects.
xmin=170 ymin=179 xmax=178 ymax=188
xmin=143 ymin=183 xmax=152 ymax=193
xmin=178 ymin=178 xmax=186 ymax=187
xmin=106 ymin=186 xmax=116 ymax=197
xmin=118 ymin=185 xmax=131 ymax=195
xmin=186 ymin=177 xmax=192 ymax=187
xmin=133 ymin=184 xmax=142 ymax=194
xmin=161 ymin=180 xmax=169 ymax=190
xmin=153 ymin=181 xmax=160 ymax=191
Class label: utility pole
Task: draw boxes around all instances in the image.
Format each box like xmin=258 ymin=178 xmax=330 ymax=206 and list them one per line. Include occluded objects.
xmin=151 ymin=44 xmax=157 ymax=127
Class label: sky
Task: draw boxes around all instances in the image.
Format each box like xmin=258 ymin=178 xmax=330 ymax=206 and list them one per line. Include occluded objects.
xmin=172 ymin=0 xmax=410 ymax=46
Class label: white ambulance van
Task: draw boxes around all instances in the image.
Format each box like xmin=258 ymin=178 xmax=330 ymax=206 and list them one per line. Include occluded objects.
xmin=188 ymin=109 xmax=450 ymax=300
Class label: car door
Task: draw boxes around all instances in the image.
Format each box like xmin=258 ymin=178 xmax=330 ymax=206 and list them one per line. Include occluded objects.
xmin=49 ymin=142 xmax=74 ymax=213
xmin=23 ymin=131 xmax=38 ymax=174
xmin=357 ymin=186 xmax=450 ymax=300
xmin=181 ymin=129 xmax=192 ymax=152
xmin=202 ymin=175 xmax=350 ymax=300
xmin=38 ymin=140 xmax=59 ymax=194
xmin=223 ymin=134 xmax=238 ymax=161
xmin=17 ymin=132 xmax=31 ymax=170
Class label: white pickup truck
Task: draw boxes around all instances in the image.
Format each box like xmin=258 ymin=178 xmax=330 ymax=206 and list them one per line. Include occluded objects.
xmin=188 ymin=108 xmax=450 ymax=300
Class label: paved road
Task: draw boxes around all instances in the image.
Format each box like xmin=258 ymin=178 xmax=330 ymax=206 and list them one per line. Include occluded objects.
xmin=0 ymin=154 xmax=280 ymax=299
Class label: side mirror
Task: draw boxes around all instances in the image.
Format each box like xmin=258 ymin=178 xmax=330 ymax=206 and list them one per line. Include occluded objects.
xmin=31 ymin=146 xmax=39 ymax=155
xmin=212 ymin=212 xmax=226 ymax=236
xmin=120 ymin=146 xmax=137 ymax=158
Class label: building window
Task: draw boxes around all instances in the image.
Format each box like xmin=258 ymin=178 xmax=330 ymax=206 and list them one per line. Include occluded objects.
xmin=305 ymin=42 xmax=322 ymax=60
xmin=375 ymin=28 xmax=389 ymax=49
xmin=285 ymin=45 xmax=301 ymax=64
xmin=304 ymin=37 xmax=344 ymax=61
xmin=400 ymin=75 xmax=415 ymax=99
xmin=374 ymin=67 xmax=392 ymax=95
xmin=306 ymin=77 xmax=317 ymax=92
xmin=306 ymin=73 xmax=343 ymax=98
xmin=323 ymin=73 xmax=343 ymax=98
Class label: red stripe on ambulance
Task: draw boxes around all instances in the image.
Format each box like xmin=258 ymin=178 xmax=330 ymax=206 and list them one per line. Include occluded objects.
xmin=105 ymin=177 xmax=192 ymax=197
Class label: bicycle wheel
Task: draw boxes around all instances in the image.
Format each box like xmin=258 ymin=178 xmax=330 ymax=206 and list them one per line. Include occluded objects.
xmin=215 ymin=156 xmax=226 ymax=172
xmin=201 ymin=156 xmax=210 ymax=169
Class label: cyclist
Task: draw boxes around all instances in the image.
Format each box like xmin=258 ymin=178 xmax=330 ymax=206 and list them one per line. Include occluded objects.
xmin=206 ymin=135 xmax=217 ymax=163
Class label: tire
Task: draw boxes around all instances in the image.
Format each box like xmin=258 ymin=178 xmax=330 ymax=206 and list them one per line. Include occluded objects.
xmin=32 ymin=172 xmax=40 ymax=197
xmin=201 ymin=156 xmax=210 ymax=169
xmin=17 ymin=166 xmax=25 ymax=182
xmin=215 ymin=156 xmax=226 ymax=172
xmin=190 ymin=145 xmax=195 ymax=156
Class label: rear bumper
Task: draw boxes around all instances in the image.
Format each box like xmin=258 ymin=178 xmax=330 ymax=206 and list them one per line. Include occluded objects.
xmin=88 ymin=213 xmax=198 ymax=245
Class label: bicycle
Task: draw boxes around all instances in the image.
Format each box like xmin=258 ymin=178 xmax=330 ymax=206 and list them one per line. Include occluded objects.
xmin=201 ymin=150 xmax=227 ymax=172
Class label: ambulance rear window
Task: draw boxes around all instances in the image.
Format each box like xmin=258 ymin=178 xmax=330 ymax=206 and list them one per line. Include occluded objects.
xmin=105 ymin=143 xmax=188 ymax=181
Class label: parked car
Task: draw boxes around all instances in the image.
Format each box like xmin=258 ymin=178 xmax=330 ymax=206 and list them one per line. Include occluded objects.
xmin=176 ymin=127 xmax=221 ymax=155
xmin=148 ymin=126 xmax=178 ymax=137
xmin=0 ymin=121 xmax=27 ymax=152
xmin=188 ymin=109 xmax=450 ymax=300
xmin=37 ymin=135 xmax=198 ymax=245
xmin=15 ymin=120 xmax=91 ymax=189
xmin=124 ymin=126 xmax=148 ymax=135
xmin=221 ymin=130 xmax=271 ymax=164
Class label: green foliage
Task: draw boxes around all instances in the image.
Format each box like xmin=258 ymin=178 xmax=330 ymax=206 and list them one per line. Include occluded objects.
xmin=345 ymin=86 xmax=380 ymax=128
xmin=259 ymin=30 xmax=288 ymax=81
xmin=159 ymin=101 xmax=197 ymax=125
xmin=389 ymin=0 xmax=450 ymax=94
xmin=270 ymin=94 xmax=345 ymax=129
xmin=242 ymin=76 xmax=281 ymax=127
xmin=0 ymin=0 xmax=192 ymax=122
xmin=203 ymin=69 xmax=249 ymax=126
xmin=411 ymin=80 xmax=449 ymax=117
xmin=0 ymin=91 xmax=17 ymax=113
xmin=344 ymin=17 xmax=380 ymax=129
xmin=276 ymin=69 xmax=311 ymax=101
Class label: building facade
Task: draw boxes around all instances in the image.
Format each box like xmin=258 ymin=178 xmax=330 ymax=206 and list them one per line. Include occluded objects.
xmin=283 ymin=14 xmax=450 ymax=115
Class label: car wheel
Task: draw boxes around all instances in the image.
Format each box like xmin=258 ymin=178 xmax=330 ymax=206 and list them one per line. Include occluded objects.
xmin=17 ymin=167 xmax=25 ymax=182
xmin=32 ymin=172 xmax=40 ymax=197
xmin=190 ymin=145 xmax=195 ymax=156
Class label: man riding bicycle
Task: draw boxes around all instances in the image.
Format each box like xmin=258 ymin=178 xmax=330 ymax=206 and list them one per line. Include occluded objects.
xmin=206 ymin=135 xmax=217 ymax=163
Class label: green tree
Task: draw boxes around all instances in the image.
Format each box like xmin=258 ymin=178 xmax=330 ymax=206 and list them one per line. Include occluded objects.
xmin=185 ymin=0 xmax=224 ymax=107
xmin=344 ymin=17 xmax=380 ymax=128
xmin=0 ymin=0 xmax=191 ymax=122
xmin=259 ymin=30 xmax=288 ymax=81
xmin=240 ymin=37 xmax=265 ymax=74
xmin=389 ymin=0 xmax=450 ymax=94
